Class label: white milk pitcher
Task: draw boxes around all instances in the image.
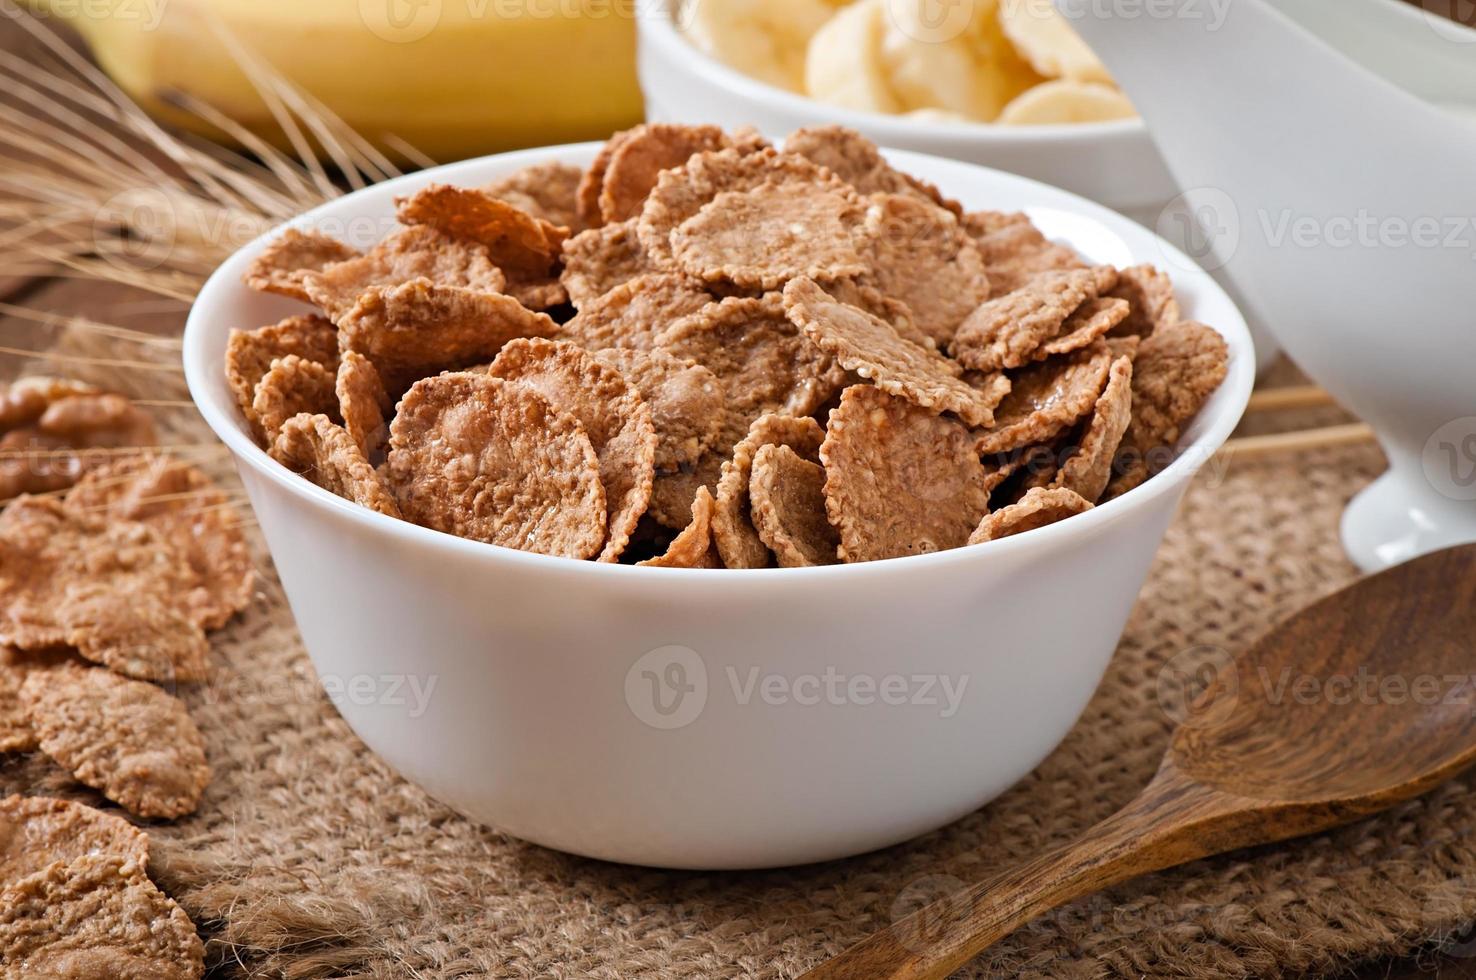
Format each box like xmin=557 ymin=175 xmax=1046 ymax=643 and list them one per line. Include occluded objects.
xmin=1060 ymin=0 xmax=1476 ymax=570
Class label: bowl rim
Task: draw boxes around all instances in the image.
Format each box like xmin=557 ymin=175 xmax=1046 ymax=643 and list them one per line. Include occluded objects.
xmin=183 ymin=141 xmax=1256 ymax=582
xmin=635 ymin=0 xmax=1150 ymax=145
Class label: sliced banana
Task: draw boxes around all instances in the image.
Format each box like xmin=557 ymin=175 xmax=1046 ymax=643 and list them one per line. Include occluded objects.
xmin=805 ymin=0 xmax=902 ymax=114
xmin=879 ymin=0 xmax=996 ymax=119
xmin=970 ymin=0 xmax=1050 ymax=100
xmin=682 ymin=0 xmax=837 ymax=93
xmin=879 ymin=35 xmax=983 ymax=118
xmin=997 ymin=79 xmax=1138 ymax=125
xmin=996 ymin=0 xmax=1113 ymax=84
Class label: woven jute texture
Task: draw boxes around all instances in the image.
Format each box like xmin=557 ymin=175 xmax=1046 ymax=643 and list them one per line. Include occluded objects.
xmin=6 ymin=356 xmax=1476 ymax=979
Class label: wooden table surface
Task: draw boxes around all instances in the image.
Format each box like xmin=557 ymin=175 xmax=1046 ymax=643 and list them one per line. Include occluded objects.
xmin=4 ymin=10 xmax=1476 ymax=979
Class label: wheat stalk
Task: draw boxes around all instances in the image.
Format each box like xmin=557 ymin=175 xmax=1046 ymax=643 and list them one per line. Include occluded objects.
xmin=0 ymin=0 xmax=417 ymax=307
xmin=0 ymin=0 xmax=418 ymax=471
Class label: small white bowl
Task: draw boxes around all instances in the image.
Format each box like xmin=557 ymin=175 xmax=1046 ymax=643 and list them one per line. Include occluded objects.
xmin=184 ymin=143 xmax=1254 ymax=870
xmin=635 ymin=0 xmax=1178 ymax=216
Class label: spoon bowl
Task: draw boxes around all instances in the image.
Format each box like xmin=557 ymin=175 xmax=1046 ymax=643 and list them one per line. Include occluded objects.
xmin=807 ymin=544 xmax=1476 ymax=979
xmin=1173 ymin=543 xmax=1476 ymax=804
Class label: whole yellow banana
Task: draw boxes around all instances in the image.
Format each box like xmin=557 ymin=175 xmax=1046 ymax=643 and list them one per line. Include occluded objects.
xmin=25 ymin=0 xmax=644 ymax=161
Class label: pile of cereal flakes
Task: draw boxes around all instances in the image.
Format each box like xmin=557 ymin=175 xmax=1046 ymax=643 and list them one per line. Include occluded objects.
xmin=234 ymin=124 xmax=1229 ymax=568
xmin=0 ymin=381 xmax=253 ymax=976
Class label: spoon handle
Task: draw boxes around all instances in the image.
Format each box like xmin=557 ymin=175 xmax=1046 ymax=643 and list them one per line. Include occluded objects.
xmin=801 ymin=771 xmax=1235 ymax=980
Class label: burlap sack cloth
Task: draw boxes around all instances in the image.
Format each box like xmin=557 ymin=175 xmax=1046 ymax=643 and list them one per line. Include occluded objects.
xmin=7 ymin=362 xmax=1475 ymax=978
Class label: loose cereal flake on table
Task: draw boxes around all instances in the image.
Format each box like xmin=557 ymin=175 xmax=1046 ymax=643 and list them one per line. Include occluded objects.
xmin=66 ymin=456 xmax=254 ymax=631
xmin=0 ymin=854 xmax=203 ymax=980
xmin=21 ymin=664 xmax=210 ymax=819
xmin=0 ymin=795 xmax=149 ymax=883
xmin=0 ymin=498 xmax=209 ymax=684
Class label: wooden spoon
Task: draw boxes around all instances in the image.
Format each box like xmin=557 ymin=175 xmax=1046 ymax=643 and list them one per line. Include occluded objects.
xmin=803 ymin=543 xmax=1476 ymax=980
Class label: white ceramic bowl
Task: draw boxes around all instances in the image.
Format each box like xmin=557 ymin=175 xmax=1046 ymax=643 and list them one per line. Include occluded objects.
xmin=635 ymin=0 xmax=1177 ymax=216
xmin=184 ymin=143 xmax=1254 ymax=870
